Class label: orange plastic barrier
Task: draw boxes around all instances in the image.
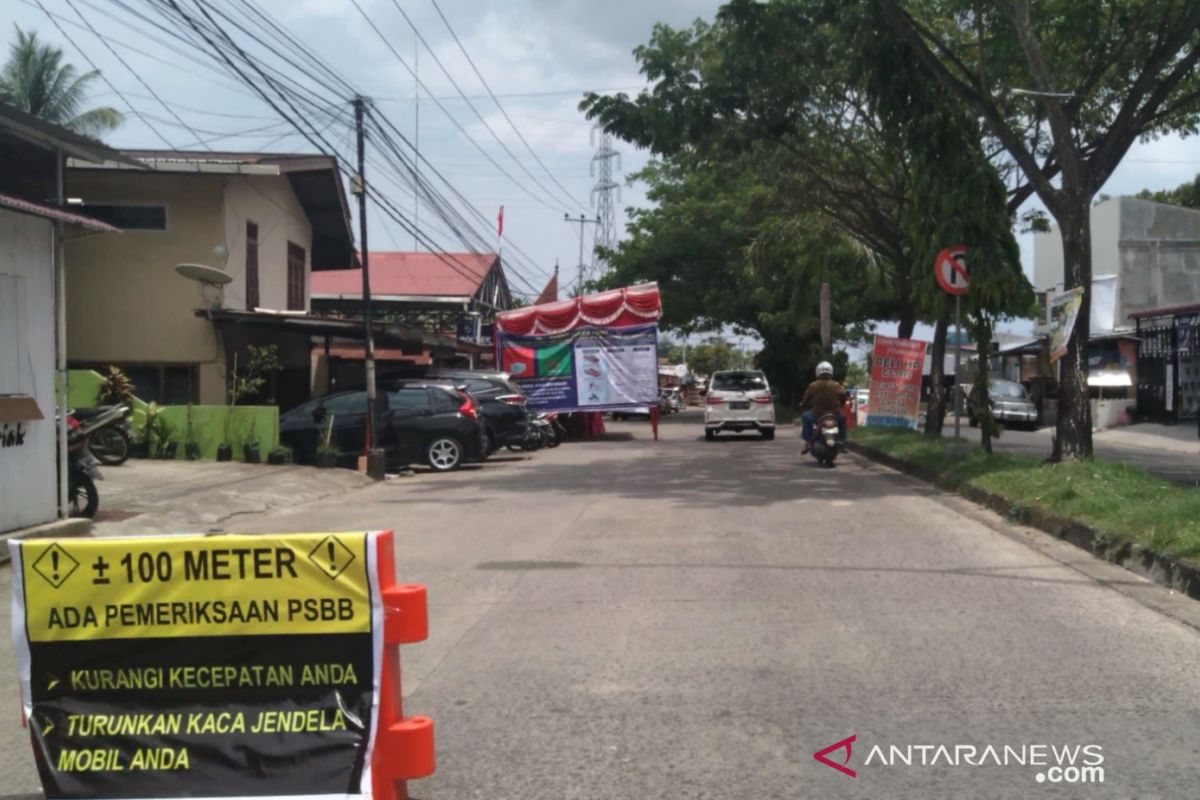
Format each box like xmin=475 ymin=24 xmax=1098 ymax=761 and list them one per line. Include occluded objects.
xmin=371 ymin=530 xmax=435 ymax=800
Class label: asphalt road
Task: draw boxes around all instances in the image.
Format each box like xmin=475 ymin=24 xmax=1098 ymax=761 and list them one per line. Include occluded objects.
xmin=4 ymin=410 xmax=1200 ymax=799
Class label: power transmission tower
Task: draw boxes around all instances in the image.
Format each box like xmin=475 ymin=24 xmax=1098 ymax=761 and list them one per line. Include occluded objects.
xmin=589 ymin=125 xmax=621 ymax=276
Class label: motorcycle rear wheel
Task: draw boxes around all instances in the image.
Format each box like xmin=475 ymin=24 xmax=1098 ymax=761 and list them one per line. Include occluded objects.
xmin=91 ymin=427 xmax=131 ymax=466
xmin=69 ymin=470 xmax=99 ymax=518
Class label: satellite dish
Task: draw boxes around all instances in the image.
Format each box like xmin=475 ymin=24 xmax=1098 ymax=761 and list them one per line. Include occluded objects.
xmin=176 ymin=263 xmax=232 ymax=286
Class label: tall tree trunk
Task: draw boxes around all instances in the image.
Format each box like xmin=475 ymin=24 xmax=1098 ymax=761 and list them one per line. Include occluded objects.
xmin=819 ymin=281 xmax=832 ymax=352
xmin=1050 ymin=200 xmax=1094 ymax=461
xmin=971 ymin=318 xmax=995 ymax=454
xmin=897 ymin=308 xmax=917 ymax=340
xmin=924 ymin=298 xmax=950 ymax=436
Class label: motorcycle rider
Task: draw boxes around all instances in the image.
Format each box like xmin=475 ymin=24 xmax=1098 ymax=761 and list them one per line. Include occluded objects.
xmin=799 ymin=361 xmax=845 ymax=455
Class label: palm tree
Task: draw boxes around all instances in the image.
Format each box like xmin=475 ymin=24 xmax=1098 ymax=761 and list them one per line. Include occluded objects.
xmin=0 ymin=26 xmax=122 ymax=136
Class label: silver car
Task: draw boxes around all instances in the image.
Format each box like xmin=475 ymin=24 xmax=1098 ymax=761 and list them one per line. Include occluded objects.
xmin=966 ymin=379 xmax=1039 ymax=430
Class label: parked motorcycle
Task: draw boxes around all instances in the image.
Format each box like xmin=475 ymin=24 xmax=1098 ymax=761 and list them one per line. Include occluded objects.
xmin=810 ymin=412 xmax=840 ymax=468
xmin=532 ymin=412 xmax=565 ymax=448
xmin=65 ymin=414 xmax=103 ymax=517
xmin=73 ymin=404 xmax=132 ymax=466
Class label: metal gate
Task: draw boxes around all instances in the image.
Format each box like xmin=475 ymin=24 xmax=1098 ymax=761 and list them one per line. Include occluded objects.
xmin=1179 ymin=313 xmax=1200 ymax=418
xmin=1136 ymin=312 xmax=1200 ymax=421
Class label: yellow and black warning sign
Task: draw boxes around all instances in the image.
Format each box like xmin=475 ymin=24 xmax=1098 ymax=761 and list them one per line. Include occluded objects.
xmin=9 ymin=532 xmax=385 ymax=800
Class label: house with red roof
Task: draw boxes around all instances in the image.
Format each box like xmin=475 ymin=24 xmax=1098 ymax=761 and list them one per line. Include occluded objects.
xmin=310 ymin=251 xmax=513 ymax=377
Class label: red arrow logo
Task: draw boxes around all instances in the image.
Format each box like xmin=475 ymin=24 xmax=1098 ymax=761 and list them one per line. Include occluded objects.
xmin=813 ymin=734 xmax=857 ymax=778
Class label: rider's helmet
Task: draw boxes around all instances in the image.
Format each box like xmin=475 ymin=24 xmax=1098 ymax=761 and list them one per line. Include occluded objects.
xmin=816 ymin=361 xmax=834 ymax=378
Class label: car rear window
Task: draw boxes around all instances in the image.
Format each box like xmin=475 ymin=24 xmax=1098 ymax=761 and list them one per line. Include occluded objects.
xmin=712 ymin=372 xmax=768 ymax=392
xmin=990 ymin=382 xmax=1028 ymax=399
xmin=430 ymin=386 xmax=462 ymax=413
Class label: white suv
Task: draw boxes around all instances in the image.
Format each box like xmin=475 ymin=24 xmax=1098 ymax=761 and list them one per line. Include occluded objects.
xmin=704 ymin=370 xmax=775 ymax=440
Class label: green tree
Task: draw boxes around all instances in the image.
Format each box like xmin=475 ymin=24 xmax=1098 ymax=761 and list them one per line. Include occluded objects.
xmin=601 ymin=150 xmax=879 ymax=403
xmin=583 ymin=3 xmax=926 ymax=337
xmin=687 ymin=337 xmax=749 ymax=377
xmin=0 ymin=27 xmax=123 ymax=136
xmin=1137 ymin=174 xmax=1200 ymax=209
xmin=867 ymin=0 xmax=1200 ymax=460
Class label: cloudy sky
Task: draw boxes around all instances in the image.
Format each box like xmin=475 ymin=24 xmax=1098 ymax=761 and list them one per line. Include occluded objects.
xmin=7 ymin=0 xmax=1198 ymax=331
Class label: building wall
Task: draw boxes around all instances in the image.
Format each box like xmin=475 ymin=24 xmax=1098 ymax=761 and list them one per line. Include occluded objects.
xmin=1117 ymin=197 xmax=1200 ymax=324
xmin=0 ymin=209 xmax=58 ymax=533
xmin=65 ymin=171 xmax=228 ymax=402
xmin=221 ymin=174 xmax=312 ymax=313
xmin=1032 ymin=197 xmax=1122 ymax=292
xmin=65 ymin=170 xmax=317 ymax=405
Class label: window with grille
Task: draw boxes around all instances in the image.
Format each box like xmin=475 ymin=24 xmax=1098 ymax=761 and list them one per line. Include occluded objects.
xmin=245 ymin=221 xmax=259 ymax=309
xmin=287 ymin=242 xmax=306 ymax=311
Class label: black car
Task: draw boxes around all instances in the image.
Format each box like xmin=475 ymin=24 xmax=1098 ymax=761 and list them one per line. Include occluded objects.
xmin=280 ymin=382 xmax=485 ymax=471
xmin=420 ymin=370 xmax=530 ymax=453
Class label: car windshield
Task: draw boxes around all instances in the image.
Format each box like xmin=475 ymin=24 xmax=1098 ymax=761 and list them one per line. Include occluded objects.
xmin=990 ymin=382 xmax=1028 ymax=399
xmin=712 ymin=372 xmax=767 ymax=392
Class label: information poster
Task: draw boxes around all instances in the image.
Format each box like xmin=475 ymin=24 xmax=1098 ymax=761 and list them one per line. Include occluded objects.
xmin=1049 ymin=286 xmax=1085 ymax=362
xmin=497 ymin=323 xmax=659 ymax=412
xmin=867 ymin=335 xmax=928 ymax=430
xmin=9 ymin=532 xmax=384 ymax=800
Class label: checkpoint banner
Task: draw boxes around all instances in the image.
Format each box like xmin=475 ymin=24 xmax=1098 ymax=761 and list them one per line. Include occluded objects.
xmin=496 ymin=323 xmax=659 ymax=411
xmin=867 ymin=335 xmax=928 ymax=430
xmin=494 ymin=284 xmax=663 ymax=413
xmin=9 ymin=532 xmax=386 ymax=800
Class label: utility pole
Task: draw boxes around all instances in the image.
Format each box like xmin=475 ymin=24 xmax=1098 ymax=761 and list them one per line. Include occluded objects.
xmin=353 ymin=96 xmax=383 ymax=480
xmin=563 ymin=213 xmax=599 ymax=296
xmin=413 ymin=36 xmax=419 ymax=251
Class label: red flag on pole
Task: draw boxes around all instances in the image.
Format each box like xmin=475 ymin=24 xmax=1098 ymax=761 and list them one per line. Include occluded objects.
xmin=497 ymin=205 xmax=504 ymax=238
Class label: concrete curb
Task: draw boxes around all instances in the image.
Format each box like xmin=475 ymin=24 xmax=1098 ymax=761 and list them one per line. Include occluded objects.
xmin=845 ymin=440 xmax=1200 ymax=601
xmin=0 ymin=517 xmax=93 ymax=565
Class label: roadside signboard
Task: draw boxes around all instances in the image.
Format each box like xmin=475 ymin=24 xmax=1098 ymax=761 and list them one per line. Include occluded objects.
xmin=1048 ymin=286 xmax=1085 ymax=362
xmin=495 ymin=284 xmax=662 ymax=413
xmin=10 ymin=532 xmax=385 ymax=800
xmin=867 ymin=335 xmax=928 ymax=430
xmin=934 ymin=246 xmax=970 ymax=296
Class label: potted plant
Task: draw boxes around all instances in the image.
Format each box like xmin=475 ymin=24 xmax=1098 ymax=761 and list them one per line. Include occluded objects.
xmin=141 ymin=403 xmax=162 ymax=457
xmin=243 ymin=416 xmax=261 ymax=464
xmin=99 ymin=365 xmax=135 ymax=406
xmin=267 ymin=445 xmax=293 ymax=465
xmin=219 ymin=345 xmax=281 ymax=461
xmin=183 ymin=405 xmax=202 ymax=460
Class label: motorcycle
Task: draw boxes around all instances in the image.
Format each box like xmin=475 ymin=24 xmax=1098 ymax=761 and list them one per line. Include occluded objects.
xmin=810 ymin=412 xmax=840 ymax=467
xmin=65 ymin=414 xmax=103 ymax=518
xmin=73 ymin=404 xmax=132 ymax=466
xmin=538 ymin=412 xmax=567 ymax=448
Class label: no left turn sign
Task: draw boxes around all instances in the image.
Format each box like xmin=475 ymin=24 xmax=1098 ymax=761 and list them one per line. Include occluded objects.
xmin=935 ymin=246 xmax=969 ymax=296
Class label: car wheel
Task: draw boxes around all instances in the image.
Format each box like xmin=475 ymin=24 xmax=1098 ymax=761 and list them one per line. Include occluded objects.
xmin=705 ymin=429 xmax=716 ymax=441
xmin=760 ymin=429 xmax=775 ymax=441
xmin=426 ymin=437 xmax=463 ymax=471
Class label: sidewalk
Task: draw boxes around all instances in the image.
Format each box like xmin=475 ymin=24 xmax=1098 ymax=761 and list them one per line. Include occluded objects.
xmin=940 ymin=417 xmax=1200 ymax=485
xmin=90 ymin=459 xmax=376 ymax=535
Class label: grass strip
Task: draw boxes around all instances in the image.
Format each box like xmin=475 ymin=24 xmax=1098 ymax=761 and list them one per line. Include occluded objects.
xmin=850 ymin=427 xmax=1200 ymax=562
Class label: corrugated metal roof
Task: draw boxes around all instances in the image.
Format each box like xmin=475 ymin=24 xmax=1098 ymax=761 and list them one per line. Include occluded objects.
xmin=311 ymin=252 xmax=497 ymax=299
xmin=0 ymin=191 xmax=120 ymax=231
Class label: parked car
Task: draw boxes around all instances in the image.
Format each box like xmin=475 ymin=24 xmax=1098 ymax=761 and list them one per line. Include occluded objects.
xmin=280 ymin=382 xmax=485 ymax=471
xmin=961 ymin=379 xmax=1039 ymax=430
xmin=705 ymin=370 xmax=776 ymax=440
xmin=421 ymin=369 xmax=530 ymax=453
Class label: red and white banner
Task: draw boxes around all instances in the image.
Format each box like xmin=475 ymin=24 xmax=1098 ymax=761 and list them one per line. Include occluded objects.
xmin=867 ymin=335 xmax=928 ymax=430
